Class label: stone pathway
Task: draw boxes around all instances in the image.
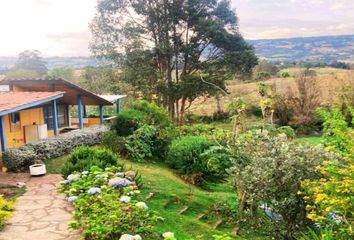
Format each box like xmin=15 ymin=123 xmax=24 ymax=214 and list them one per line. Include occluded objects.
xmin=0 ymin=174 xmax=79 ymax=240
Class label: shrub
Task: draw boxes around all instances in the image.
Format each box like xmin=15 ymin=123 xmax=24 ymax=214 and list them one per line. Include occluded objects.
xmin=124 ymin=125 xmax=158 ymax=162
xmin=166 ymin=136 xmax=212 ymax=185
xmin=3 ymin=125 xmax=109 ymax=172
xmin=277 ymin=126 xmax=296 ymax=138
xmin=228 ymin=130 xmax=338 ymax=237
xmin=61 ymin=147 xmax=120 ymax=178
xmin=201 ymin=146 xmax=234 ymax=179
xmin=247 ymin=104 xmax=263 ymax=117
xmin=60 ymin=166 xmax=159 ymax=239
xmin=0 ymin=195 xmax=14 ymax=229
xmin=102 ymin=131 xmax=125 ymax=154
xmin=129 ymin=100 xmax=170 ymax=128
xmin=316 ymin=107 xmax=354 ymax=157
xmin=179 ymin=124 xmax=215 ymax=136
xmin=112 ymin=100 xmax=171 ymax=137
xmin=113 ymin=109 xmax=146 ymax=136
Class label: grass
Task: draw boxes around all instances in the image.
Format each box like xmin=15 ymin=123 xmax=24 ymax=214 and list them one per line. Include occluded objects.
xmin=296 ymin=136 xmax=323 ymax=145
xmin=43 ymin=155 xmax=68 ymax=175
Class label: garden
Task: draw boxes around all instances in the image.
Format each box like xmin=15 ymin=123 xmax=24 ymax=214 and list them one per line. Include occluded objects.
xmin=34 ymin=91 xmax=353 ymax=240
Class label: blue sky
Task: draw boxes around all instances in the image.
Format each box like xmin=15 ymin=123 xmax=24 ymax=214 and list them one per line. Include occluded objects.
xmin=0 ymin=0 xmax=353 ymax=56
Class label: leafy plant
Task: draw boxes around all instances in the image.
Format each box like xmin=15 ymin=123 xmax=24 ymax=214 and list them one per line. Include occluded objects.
xmin=0 ymin=195 xmax=14 ymax=229
xmin=228 ymin=130 xmax=337 ymax=237
xmin=316 ymin=107 xmax=354 ymax=157
xmin=61 ymin=147 xmax=120 ymax=178
xmin=124 ymin=125 xmax=158 ymax=162
xmin=102 ymin=131 xmax=125 ymax=154
xmin=166 ymin=136 xmax=212 ymax=185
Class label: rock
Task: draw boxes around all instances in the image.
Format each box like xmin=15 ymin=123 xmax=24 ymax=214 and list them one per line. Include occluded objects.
xmin=16 ymin=182 xmax=26 ymax=188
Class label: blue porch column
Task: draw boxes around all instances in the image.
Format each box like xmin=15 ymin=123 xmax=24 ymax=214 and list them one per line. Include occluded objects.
xmin=0 ymin=115 xmax=7 ymax=153
xmin=99 ymin=104 xmax=104 ymax=125
xmin=116 ymin=99 xmax=121 ymax=113
xmin=77 ymin=95 xmax=83 ymax=129
xmin=52 ymin=100 xmax=59 ymax=136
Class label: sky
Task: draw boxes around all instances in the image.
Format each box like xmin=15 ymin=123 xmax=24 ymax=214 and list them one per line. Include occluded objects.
xmin=0 ymin=0 xmax=353 ymax=57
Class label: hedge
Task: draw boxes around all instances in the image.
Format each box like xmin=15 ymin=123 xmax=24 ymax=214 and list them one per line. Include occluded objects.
xmin=3 ymin=125 xmax=109 ymax=172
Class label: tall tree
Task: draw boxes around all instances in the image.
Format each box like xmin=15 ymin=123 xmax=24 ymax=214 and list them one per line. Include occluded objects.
xmin=14 ymin=50 xmax=48 ymax=75
xmin=90 ymin=0 xmax=257 ymax=124
xmin=46 ymin=67 xmax=75 ymax=81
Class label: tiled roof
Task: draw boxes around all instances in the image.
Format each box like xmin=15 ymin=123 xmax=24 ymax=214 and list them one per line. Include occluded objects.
xmin=0 ymin=91 xmax=64 ymax=115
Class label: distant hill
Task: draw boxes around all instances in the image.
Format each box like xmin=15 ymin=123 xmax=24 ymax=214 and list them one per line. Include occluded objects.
xmin=0 ymin=56 xmax=98 ymax=71
xmin=248 ymin=35 xmax=354 ymax=63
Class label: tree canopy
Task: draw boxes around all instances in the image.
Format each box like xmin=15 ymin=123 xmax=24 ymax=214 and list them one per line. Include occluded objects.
xmin=14 ymin=50 xmax=48 ymax=75
xmin=90 ymin=0 xmax=258 ymax=123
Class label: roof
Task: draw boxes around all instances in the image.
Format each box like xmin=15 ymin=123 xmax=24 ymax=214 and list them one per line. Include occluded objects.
xmin=99 ymin=95 xmax=127 ymax=102
xmin=0 ymin=91 xmax=64 ymax=116
xmin=0 ymin=78 xmax=113 ymax=106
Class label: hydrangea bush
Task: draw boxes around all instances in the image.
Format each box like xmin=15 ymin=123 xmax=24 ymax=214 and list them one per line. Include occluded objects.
xmin=60 ymin=166 xmax=159 ymax=239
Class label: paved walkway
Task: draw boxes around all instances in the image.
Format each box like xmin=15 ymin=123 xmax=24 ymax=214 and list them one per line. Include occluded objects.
xmin=0 ymin=174 xmax=79 ymax=240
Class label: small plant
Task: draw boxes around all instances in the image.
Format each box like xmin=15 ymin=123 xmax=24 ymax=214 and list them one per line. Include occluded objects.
xmin=61 ymin=146 xmax=121 ymax=178
xmin=166 ymin=136 xmax=212 ymax=185
xmin=102 ymin=131 xmax=125 ymax=154
xmin=0 ymin=195 xmax=14 ymax=229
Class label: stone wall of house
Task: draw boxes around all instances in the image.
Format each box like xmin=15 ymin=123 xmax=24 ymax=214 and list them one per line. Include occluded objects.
xmin=3 ymin=125 xmax=109 ymax=172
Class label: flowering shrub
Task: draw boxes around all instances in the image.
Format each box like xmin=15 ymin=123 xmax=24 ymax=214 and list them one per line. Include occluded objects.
xmin=301 ymin=109 xmax=353 ymax=238
xmin=60 ymin=166 xmax=159 ymax=239
xmin=302 ymin=158 xmax=353 ymax=238
xmin=0 ymin=195 xmax=14 ymax=229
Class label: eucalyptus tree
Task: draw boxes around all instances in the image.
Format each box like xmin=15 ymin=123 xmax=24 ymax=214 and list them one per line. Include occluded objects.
xmin=90 ymin=0 xmax=257 ymax=124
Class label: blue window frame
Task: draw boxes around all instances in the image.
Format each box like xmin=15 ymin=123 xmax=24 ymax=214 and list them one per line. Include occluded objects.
xmin=43 ymin=105 xmax=69 ymax=130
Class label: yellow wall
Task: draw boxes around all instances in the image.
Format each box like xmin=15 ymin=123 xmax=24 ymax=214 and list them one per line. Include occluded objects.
xmin=1 ymin=108 xmax=44 ymax=153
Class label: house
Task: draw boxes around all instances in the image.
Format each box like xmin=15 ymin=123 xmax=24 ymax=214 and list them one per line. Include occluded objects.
xmin=0 ymin=78 xmax=125 ymax=154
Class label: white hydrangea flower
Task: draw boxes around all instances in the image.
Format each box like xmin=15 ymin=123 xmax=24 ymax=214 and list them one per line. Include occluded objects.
xmin=135 ymin=202 xmax=148 ymax=210
xmin=119 ymin=196 xmax=131 ymax=203
xmin=133 ymin=235 xmax=142 ymax=240
xmin=162 ymin=232 xmax=175 ymax=239
xmin=119 ymin=234 xmax=135 ymax=240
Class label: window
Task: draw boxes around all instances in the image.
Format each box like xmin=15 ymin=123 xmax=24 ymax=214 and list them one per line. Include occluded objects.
xmin=10 ymin=112 xmax=21 ymax=132
xmin=43 ymin=105 xmax=69 ymax=130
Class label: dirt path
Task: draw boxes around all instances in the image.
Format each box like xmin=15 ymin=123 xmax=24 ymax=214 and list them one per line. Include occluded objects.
xmin=0 ymin=174 xmax=79 ymax=240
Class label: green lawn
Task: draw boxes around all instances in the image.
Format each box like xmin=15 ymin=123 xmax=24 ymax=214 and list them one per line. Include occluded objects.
xmin=296 ymin=136 xmax=323 ymax=145
xmin=44 ymin=154 xmax=266 ymax=239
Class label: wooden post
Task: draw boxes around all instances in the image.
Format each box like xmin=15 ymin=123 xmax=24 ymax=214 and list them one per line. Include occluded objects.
xmin=78 ymin=95 xmax=83 ymax=129
xmin=116 ymin=99 xmax=120 ymax=113
xmin=99 ymin=104 xmax=104 ymax=125
xmin=0 ymin=115 xmax=7 ymax=153
xmin=52 ymin=99 xmax=59 ymax=136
